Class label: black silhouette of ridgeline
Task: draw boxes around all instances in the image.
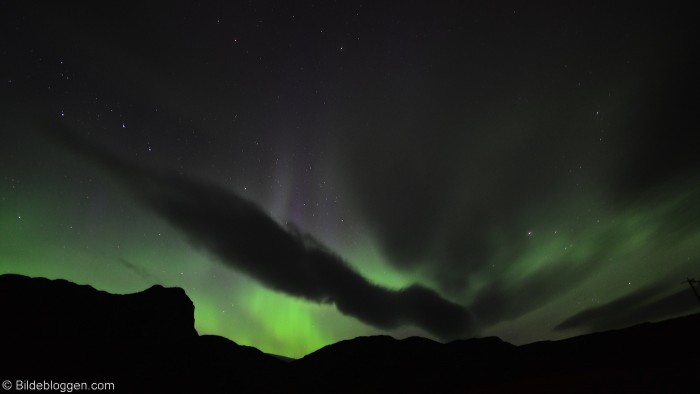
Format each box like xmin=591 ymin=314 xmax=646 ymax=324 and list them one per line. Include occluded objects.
xmin=293 ymin=321 xmax=700 ymax=393
xmin=1 ymin=274 xmax=698 ymax=393
xmin=0 ymin=274 xmax=284 ymax=392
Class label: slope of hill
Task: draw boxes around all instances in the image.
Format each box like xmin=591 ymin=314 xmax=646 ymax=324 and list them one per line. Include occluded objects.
xmin=1 ymin=274 xmax=697 ymax=393
xmin=0 ymin=274 xmax=285 ymax=392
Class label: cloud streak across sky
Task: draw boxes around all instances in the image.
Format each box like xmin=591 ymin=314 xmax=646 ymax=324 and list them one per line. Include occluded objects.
xmin=50 ymin=122 xmax=474 ymax=340
xmin=555 ymin=283 xmax=699 ymax=333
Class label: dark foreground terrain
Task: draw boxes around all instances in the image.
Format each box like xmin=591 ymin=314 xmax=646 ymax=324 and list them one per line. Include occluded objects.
xmin=1 ymin=274 xmax=697 ymax=392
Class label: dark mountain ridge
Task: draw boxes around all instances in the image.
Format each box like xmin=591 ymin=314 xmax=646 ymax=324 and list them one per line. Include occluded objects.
xmin=1 ymin=274 xmax=697 ymax=392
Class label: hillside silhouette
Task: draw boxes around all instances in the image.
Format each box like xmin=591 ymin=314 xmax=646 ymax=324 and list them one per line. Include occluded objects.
xmin=1 ymin=274 xmax=698 ymax=392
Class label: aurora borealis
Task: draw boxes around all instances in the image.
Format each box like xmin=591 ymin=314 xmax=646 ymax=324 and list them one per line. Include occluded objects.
xmin=2 ymin=1 xmax=698 ymax=358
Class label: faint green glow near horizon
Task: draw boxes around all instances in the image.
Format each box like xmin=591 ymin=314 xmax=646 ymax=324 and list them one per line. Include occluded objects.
xmin=485 ymin=186 xmax=700 ymax=339
xmin=1 ymin=175 xmax=699 ymax=358
xmin=238 ymin=286 xmax=335 ymax=357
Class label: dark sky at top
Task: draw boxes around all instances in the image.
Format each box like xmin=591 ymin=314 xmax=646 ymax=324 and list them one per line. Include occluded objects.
xmin=1 ymin=1 xmax=698 ymax=357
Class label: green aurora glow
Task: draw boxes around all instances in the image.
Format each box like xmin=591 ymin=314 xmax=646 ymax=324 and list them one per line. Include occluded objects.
xmin=2 ymin=169 xmax=698 ymax=357
xmin=2 ymin=1 xmax=698 ymax=359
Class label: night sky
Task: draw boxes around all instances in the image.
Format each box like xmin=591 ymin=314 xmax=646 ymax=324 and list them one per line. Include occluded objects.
xmin=2 ymin=1 xmax=699 ymax=358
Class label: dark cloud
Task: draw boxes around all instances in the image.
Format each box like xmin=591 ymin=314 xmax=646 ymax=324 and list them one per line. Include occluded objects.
xmin=471 ymin=260 xmax=602 ymax=325
xmin=326 ymin=0 xmax=698 ymax=298
xmin=555 ymin=283 xmax=699 ymax=333
xmin=118 ymin=258 xmax=157 ymax=283
xmin=49 ymin=122 xmax=474 ymax=340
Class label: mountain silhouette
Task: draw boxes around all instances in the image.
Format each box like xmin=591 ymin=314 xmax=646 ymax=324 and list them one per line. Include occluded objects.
xmin=0 ymin=274 xmax=285 ymax=392
xmin=1 ymin=274 xmax=698 ymax=392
